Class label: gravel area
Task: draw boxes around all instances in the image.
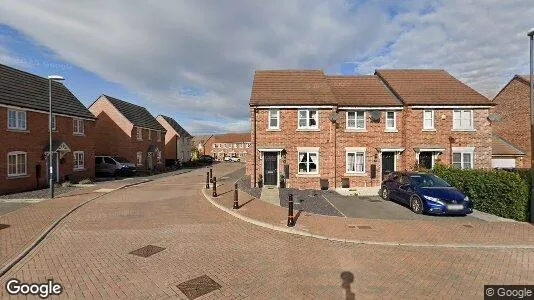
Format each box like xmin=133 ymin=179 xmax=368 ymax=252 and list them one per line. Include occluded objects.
xmin=279 ymin=188 xmax=343 ymax=217
xmin=0 ymin=184 xmax=80 ymax=199
xmin=237 ymin=176 xmax=262 ymax=199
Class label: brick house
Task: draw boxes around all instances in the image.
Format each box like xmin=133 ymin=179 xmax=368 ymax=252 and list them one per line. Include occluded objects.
xmin=247 ymin=69 xmax=493 ymax=189
xmin=491 ymin=75 xmax=531 ymax=168
xmin=88 ymin=95 xmax=166 ymax=170
xmin=0 ymin=64 xmax=96 ymax=195
xmin=192 ymin=135 xmax=213 ymax=157
xmin=156 ymin=115 xmax=192 ymax=162
xmin=491 ymin=134 xmax=525 ymax=168
xmin=207 ymin=133 xmax=251 ymax=161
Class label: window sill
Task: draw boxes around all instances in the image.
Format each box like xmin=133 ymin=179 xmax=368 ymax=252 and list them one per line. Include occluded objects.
xmin=344 ymin=172 xmax=368 ymax=177
xmin=73 ymin=133 xmax=85 ymax=136
xmin=7 ymin=129 xmax=29 ymax=133
xmin=384 ymin=129 xmax=398 ymax=133
xmin=422 ymin=129 xmax=436 ymax=132
xmin=297 ymin=128 xmax=320 ymax=132
xmin=345 ymin=129 xmax=367 ymax=133
xmin=73 ymin=168 xmax=87 ymax=172
xmin=452 ymin=129 xmax=476 ymax=132
xmin=267 ymin=128 xmax=281 ymax=132
xmin=296 ymin=173 xmax=320 ymax=178
xmin=7 ymin=174 xmax=29 ymax=180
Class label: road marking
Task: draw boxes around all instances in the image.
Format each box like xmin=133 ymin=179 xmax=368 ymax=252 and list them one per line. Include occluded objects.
xmin=322 ymin=194 xmax=346 ymax=217
xmin=0 ymin=199 xmax=44 ymax=203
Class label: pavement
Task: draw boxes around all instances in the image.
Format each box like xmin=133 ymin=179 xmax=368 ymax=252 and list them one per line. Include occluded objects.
xmin=0 ymin=163 xmax=533 ymax=299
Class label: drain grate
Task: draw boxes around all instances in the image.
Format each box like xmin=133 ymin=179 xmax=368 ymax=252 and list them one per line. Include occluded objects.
xmin=357 ymin=225 xmax=372 ymax=230
xmin=177 ymin=275 xmax=222 ymax=299
xmin=129 ymin=245 xmax=165 ymax=258
xmin=0 ymin=224 xmax=10 ymax=230
xmin=462 ymin=224 xmax=473 ymax=228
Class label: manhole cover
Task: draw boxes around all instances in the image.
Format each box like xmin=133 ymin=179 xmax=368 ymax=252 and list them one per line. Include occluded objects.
xmin=0 ymin=224 xmax=10 ymax=230
xmin=462 ymin=224 xmax=473 ymax=228
xmin=129 ymin=245 xmax=165 ymax=258
xmin=177 ymin=275 xmax=222 ymax=299
xmin=357 ymin=225 xmax=372 ymax=230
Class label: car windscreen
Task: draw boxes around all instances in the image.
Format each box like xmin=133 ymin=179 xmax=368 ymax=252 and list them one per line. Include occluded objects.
xmin=410 ymin=174 xmax=451 ymax=187
xmin=112 ymin=157 xmax=131 ymax=163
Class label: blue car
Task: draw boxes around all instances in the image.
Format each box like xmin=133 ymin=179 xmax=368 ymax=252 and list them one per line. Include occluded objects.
xmin=380 ymin=172 xmax=473 ymax=215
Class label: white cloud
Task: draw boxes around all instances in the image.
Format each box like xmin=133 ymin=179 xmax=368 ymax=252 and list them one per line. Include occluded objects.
xmin=0 ymin=0 xmax=532 ymax=134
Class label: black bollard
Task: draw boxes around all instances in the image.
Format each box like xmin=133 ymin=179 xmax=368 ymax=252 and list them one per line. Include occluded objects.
xmin=287 ymin=194 xmax=295 ymax=227
xmin=233 ymin=182 xmax=239 ymax=209
xmin=212 ymin=176 xmax=217 ymax=197
xmin=209 ymin=168 xmax=213 ymax=183
xmin=206 ymin=172 xmax=210 ymax=189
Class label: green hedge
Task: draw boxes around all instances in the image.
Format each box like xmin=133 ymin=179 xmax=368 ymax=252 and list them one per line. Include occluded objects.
xmin=431 ymin=164 xmax=530 ymax=222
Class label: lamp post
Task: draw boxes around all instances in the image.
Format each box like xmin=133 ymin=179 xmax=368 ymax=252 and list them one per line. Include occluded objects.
xmin=528 ymin=28 xmax=534 ymax=223
xmin=47 ymin=75 xmax=65 ymax=199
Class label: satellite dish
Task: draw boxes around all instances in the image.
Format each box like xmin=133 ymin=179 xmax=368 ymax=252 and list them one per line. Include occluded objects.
xmin=370 ymin=110 xmax=381 ymax=121
xmin=487 ymin=113 xmax=501 ymax=122
xmin=329 ymin=112 xmax=339 ymax=123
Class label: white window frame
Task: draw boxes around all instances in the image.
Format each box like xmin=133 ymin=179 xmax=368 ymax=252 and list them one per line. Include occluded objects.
xmin=268 ymin=109 xmax=280 ymax=130
xmin=297 ymin=151 xmax=319 ymax=174
xmin=73 ymin=151 xmax=85 ymax=170
xmin=346 ymin=150 xmax=366 ymax=174
xmin=73 ymin=118 xmax=84 ymax=135
xmin=148 ymin=130 xmax=151 ymax=140
xmin=346 ymin=111 xmax=366 ymax=130
xmin=423 ymin=110 xmax=434 ymax=130
xmin=7 ymin=151 xmax=27 ymax=177
xmin=136 ymin=127 xmax=143 ymax=140
xmin=452 ymin=110 xmax=474 ymax=130
xmin=297 ymin=109 xmax=319 ymax=129
xmin=51 ymin=114 xmax=56 ymax=131
xmin=452 ymin=147 xmax=474 ymax=169
xmin=385 ymin=111 xmax=396 ymax=131
xmin=7 ymin=109 xmax=27 ymax=130
xmin=136 ymin=151 xmax=143 ymax=165
xmin=157 ymin=130 xmax=161 ymax=142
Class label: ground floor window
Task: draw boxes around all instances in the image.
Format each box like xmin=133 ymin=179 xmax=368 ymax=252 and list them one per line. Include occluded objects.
xmin=298 ymin=151 xmax=318 ymax=174
xmin=8 ymin=151 xmax=27 ymax=177
xmin=73 ymin=151 xmax=84 ymax=170
xmin=137 ymin=151 xmax=143 ymax=165
xmin=452 ymin=148 xmax=474 ymax=169
xmin=346 ymin=151 xmax=365 ymax=173
xmin=156 ymin=150 xmax=162 ymax=163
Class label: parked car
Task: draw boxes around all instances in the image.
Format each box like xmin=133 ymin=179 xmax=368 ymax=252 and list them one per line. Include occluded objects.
xmin=224 ymin=156 xmax=240 ymax=162
xmin=198 ymin=155 xmax=215 ymax=164
xmin=380 ymin=171 xmax=473 ymax=215
xmin=95 ymin=156 xmax=137 ymax=176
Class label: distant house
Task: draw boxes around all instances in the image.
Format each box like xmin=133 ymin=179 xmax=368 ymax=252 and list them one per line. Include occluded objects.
xmin=207 ymin=133 xmax=251 ymax=161
xmin=492 ymin=75 xmax=531 ymax=168
xmin=88 ymin=95 xmax=166 ymax=171
xmin=491 ymin=134 xmax=525 ymax=168
xmin=0 ymin=63 xmax=96 ymax=195
xmin=156 ymin=115 xmax=192 ymax=162
xmin=192 ymin=135 xmax=213 ymax=156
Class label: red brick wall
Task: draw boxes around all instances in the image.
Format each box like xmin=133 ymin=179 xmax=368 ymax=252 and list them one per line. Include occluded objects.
xmin=156 ymin=116 xmax=177 ymax=160
xmin=492 ymin=78 xmax=531 ymax=168
xmin=0 ymin=107 xmax=95 ymax=195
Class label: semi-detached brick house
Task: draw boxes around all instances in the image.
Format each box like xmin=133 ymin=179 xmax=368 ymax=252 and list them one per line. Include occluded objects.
xmin=491 ymin=75 xmax=532 ymax=168
xmin=156 ymin=115 xmax=193 ymax=162
xmin=88 ymin=95 xmax=166 ymax=171
xmin=247 ymin=69 xmax=493 ymax=189
xmin=0 ymin=64 xmax=96 ymax=195
xmin=206 ymin=133 xmax=252 ymax=161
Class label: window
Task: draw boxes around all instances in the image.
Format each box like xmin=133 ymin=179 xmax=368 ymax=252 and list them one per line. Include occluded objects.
xmin=136 ymin=151 xmax=143 ymax=165
xmin=452 ymin=110 xmax=473 ymax=130
xmin=346 ymin=111 xmax=365 ymax=130
xmin=385 ymin=111 xmax=396 ymax=130
xmin=51 ymin=114 xmax=56 ymax=131
xmin=346 ymin=151 xmax=365 ymax=173
xmin=298 ymin=109 xmax=318 ymax=129
xmin=157 ymin=131 xmax=161 ymax=142
xmin=7 ymin=151 xmax=27 ymax=177
xmin=148 ymin=130 xmax=152 ymax=140
xmin=246 ymin=143 xmax=250 ymax=148
xmin=234 ymin=144 xmax=237 ymax=148
xmin=156 ymin=150 xmax=162 ymax=163
xmin=423 ymin=110 xmax=434 ymax=130
xmin=239 ymin=144 xmax=244 ymax=148
xmin=73 ymin=151 xmax=84 ymax=170
xmin=73 ymin=119 xmax=84 ymax=134
xmin=452 ymin=149 xmax=474 ymax=169
xmin=137 ymin=127 xmax=143 ymax=140
xmin=298 ymin=151 xmax=318 ymax=174
xmin=268 ymin=109 xmax=280 ymax=129
xmin=7 ymin=109 xmax=26 ymax=130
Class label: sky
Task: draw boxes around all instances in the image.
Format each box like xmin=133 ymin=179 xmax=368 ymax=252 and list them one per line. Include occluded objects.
xmin=0 ymin=0 xmax=532 ymax=135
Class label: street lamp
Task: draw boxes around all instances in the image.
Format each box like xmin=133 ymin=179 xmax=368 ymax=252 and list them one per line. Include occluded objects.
xmin=47 ymin=75 xmax=64 ymax=199
xmin=528 ymin=28 xmax=534 ymax=223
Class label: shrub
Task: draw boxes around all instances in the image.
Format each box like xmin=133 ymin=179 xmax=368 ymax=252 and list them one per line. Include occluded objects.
xmin=61 ymin=181 xmax=73 ymax=188
xmin=78 ymin=178 xmax=93 ymax=184
xmin=431 ymin=164 xmax=529 ymax=221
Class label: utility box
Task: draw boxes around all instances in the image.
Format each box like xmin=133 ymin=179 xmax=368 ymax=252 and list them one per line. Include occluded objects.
xmin=370 ymin=164 xmax=377 ymax=179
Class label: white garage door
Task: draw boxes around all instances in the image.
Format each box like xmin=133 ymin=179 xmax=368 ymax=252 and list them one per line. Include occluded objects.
xmin=492 ymin=158 xmax=516 ymax=168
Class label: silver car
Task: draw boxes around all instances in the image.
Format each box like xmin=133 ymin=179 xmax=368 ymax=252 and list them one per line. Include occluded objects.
xmin=95 ymin=156 xmax=137 ymax=176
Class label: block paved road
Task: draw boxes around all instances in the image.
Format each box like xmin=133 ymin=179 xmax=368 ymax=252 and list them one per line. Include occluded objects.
xmin=1 ymin=163 xmax=533 ymax=299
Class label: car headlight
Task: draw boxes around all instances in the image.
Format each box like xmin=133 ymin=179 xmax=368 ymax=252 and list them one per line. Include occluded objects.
xmin=423 ymin=195 xmax=445 ymax=205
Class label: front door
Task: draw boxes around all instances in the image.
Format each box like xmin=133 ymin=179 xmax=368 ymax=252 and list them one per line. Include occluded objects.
xmin=47 ymin=152 xmax=59 ymax=182
xmin=263 ymin=152 xmax=278 ymax=186
xmin=381 ymin=152 xmax=395 ymax=179
xmin=419 ymin=152 xmax=433 ymax=169
xmin=147 ymin=152 xmax=153 ymax=170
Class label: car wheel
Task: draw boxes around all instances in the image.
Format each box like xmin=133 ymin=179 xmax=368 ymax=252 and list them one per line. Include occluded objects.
xmin=381 ymin=187 xmax=390 ymax=200
xmin=410 ymin=196 xmax=424 ymax=214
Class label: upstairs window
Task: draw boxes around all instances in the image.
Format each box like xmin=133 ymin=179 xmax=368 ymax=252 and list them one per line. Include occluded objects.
xmin=7 ymin=109 xmax=26 ymax=130
xmin=298 ymin=110 xmax=318 ymax=129
xmin=385 ymin=111 xmax=396 ymax=130
xmin=268 ymin=109 xmax=280 ymax=129
xmin=453 ymin=110 xmax=473 ymax=130
xmin=148 ymin=130 xmax=152 ymax=140
xmin=51 ymin=114 xmax=56 ymax=131
xmin=423 ymin=110 xmax=434 ymax=130
xmin=73 ymin=119 xmax=84 ymax=135
xmin=137 ymin=127 xmax=143 ymax=140
xmin=346 ymin=111 xmax=365 ymax=130
xmin=157 ymin=131 xmax=161 ymax=142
